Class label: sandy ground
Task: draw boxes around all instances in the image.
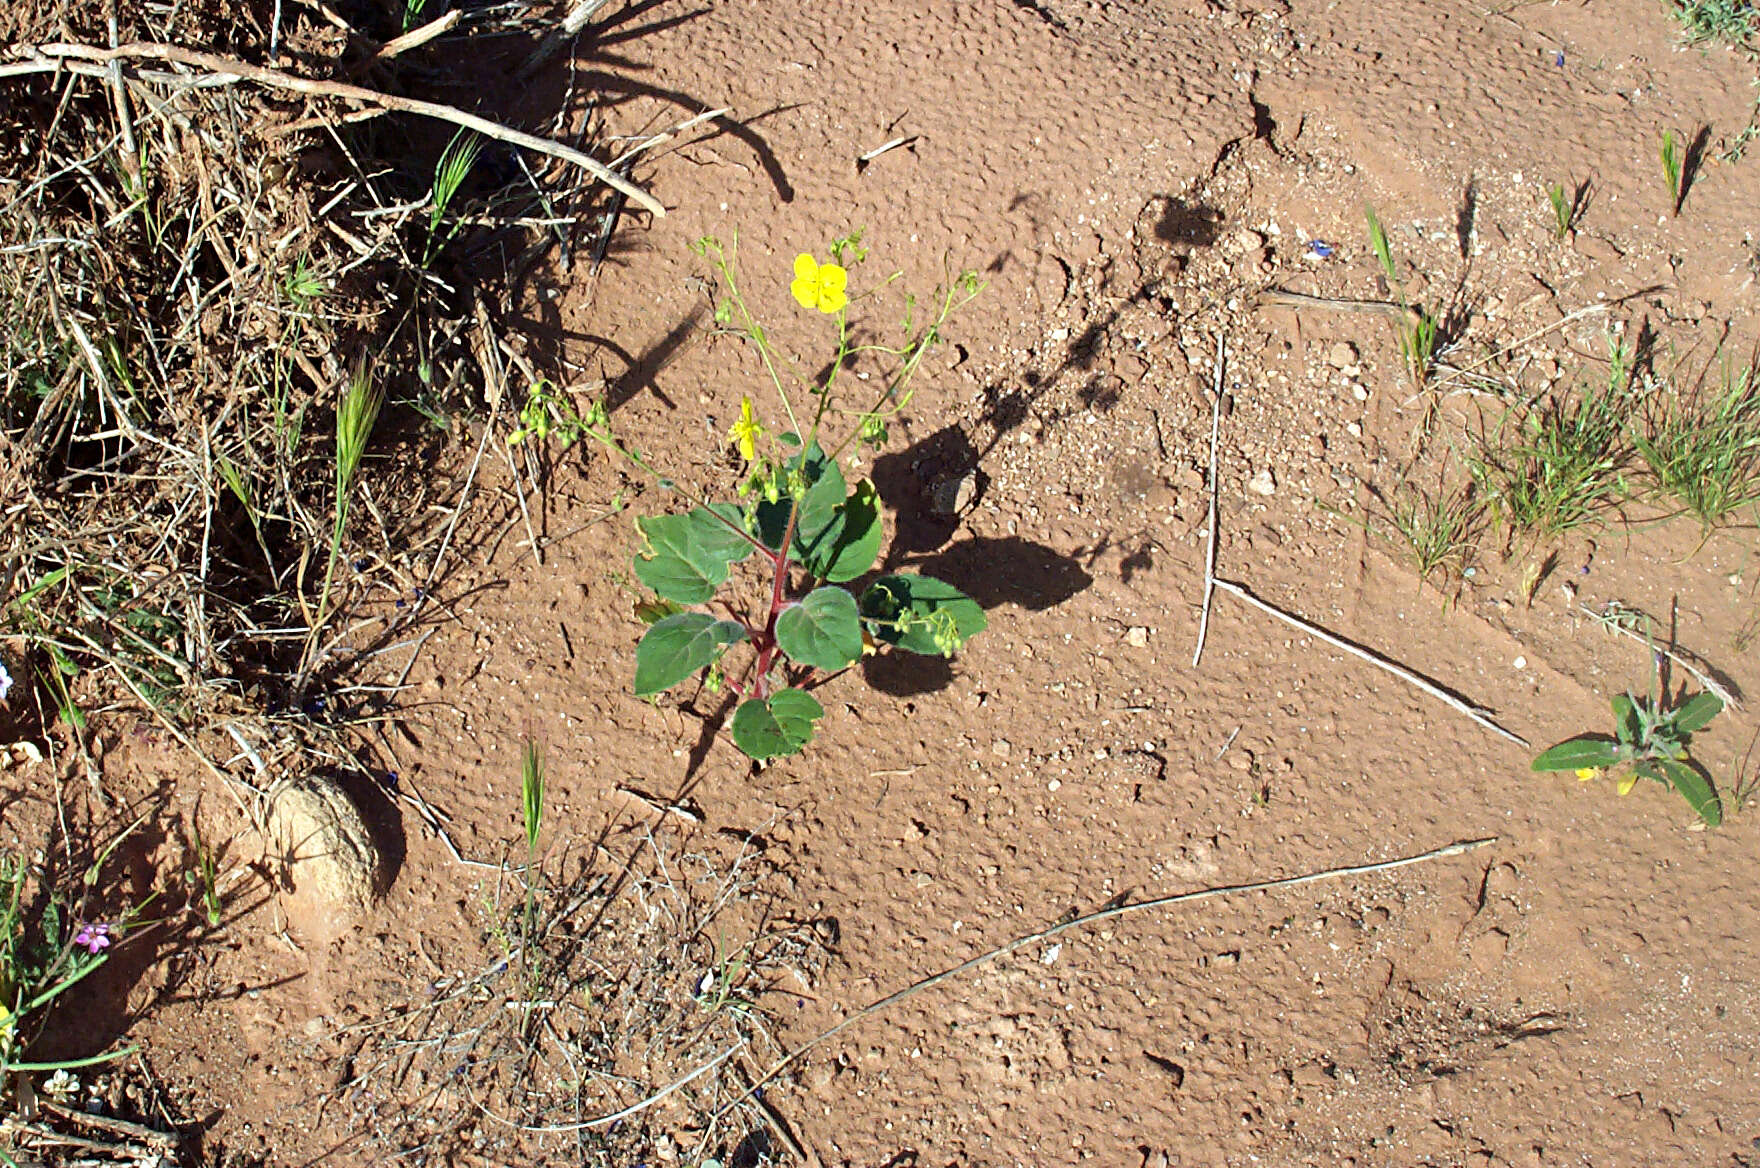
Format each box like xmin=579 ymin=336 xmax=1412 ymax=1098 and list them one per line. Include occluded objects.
xmin=7 ymin=0 xmax=1760 ymax=1165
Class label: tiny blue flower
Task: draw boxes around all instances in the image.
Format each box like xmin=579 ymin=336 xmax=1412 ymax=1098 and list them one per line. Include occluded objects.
xmin=0 ymin=654 xmax=12 ymax=702
xmin=1554 ymin=49 xmax=1565 ymax=66
xmin=1306 ymin=240 xmax=1334 ymax=259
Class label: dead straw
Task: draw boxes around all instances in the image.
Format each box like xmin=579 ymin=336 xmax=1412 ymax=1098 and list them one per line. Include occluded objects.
xmin=1211 ymin=578 xmax=1528 ymax=747
xmin=2 ymin=41 xmax=665 ymax=216
xmin=1192 ymin=332 xmax=1223 ymax=668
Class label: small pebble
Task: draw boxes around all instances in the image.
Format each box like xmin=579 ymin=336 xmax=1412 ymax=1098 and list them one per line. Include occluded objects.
xmin=1246 ymin=467 xmax=1277 ymax=496
xmin=1327 ymin=342 xmax=1359 ymax=368
xmin=1125 ymin=626 xmax=1150 ymax=647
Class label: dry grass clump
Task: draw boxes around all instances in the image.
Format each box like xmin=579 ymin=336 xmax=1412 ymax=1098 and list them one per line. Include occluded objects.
xmin=338 ymin=823 xmax=836 ymax=1166
xmin=0 ymin=0 xmax=629 ymax=774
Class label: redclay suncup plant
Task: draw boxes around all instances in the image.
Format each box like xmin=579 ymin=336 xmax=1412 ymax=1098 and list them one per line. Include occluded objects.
xmin=581 ymin=234 xmax=985 ymax=759
xmin=1532 ymin=690 xmax=1724 ymax=825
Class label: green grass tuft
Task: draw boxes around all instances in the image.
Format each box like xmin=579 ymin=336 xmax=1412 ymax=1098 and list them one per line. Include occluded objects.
xmin=1630 ymin=355 xmax=1760 ymax=528
xmin=1469 ymin=340 xmax=1634 ymax=541
xmin=1673 ymin=0 xmax=1756 ymax=44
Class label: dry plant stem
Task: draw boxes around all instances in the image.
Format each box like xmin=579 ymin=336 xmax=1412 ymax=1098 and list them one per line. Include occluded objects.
xmin=1428 ymin=301 xmax=1613 ymax=391
xmin=1192 ymin=333 xmax=1224 ymax=668
xmin=1255 ymin=288 xmax=1418 ymax=323
xmin=369 ymin=10 xmax=462 ymax=61
xmin=608 ymin=106 xmax=734 ymax=169
xmin=734 ymin=1057 xmax=821 ymax=1168
xmin=1580 ymin=604 xmax=1739 ymax=709
xmin=3 ymin=42 xmax=665 ymax=217
xmin=721 ymin=837 xmax=1500 ymax=1123
xmin=477 ymin=1045 xmax=742 ymax=1134
xmin=518 ymin=0 xmax=616 ymax=78
xmin=1212 ymin=578 xmax=1528 ymax=746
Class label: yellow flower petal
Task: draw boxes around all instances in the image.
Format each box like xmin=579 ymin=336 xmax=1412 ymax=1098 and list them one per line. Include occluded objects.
xmin=790 ymin=253 xmax=821 ymax=309
xmin=1574 ymin=767 xmax=1598 ymax=782
xmin=817 ymin=284 xmax=849 ymax=314
xmin=727 ymin=396 xmax=763 ymax=462
xmin=1616 ymin=771 xmax=1640 ymax=796
xmin=789 ymin=255 xmax=850 ymax=314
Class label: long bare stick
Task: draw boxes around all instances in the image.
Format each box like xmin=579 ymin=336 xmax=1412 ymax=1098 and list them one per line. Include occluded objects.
xmin=1192 ymin=333 xmax=1224 ymax=667
xmin=369 ymin=10 xmax=461 ymax=61
xmin=1212 ymin=578 xmax=1528 ymax=746
xmin=477 ymin=1044 xmax=742 ymax=1133
xmin=1580 ymin=602 xmax=1739 ymax=709
xmin=518 ymin=0 xmax=616 ymax=79
xmin=717 ymin=837 xmax=1498 ymax=1122
xmin=3 ymin=41 xmax=664 ymax=216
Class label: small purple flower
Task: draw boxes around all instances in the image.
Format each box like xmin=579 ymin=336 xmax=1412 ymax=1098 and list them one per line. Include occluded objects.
xmin=0 ymin=654 xmax=13 ymax=701
xmin=1554 ymin=49 xmax=1565 ymax=67
xmin=1306 ymin=239 xmax=1334 ymax=259
xmin=74 ymin=922 xmax=113 ymax=955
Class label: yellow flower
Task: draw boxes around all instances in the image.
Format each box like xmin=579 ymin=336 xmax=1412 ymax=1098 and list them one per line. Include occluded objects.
xmin=728 ymin=396 xmax=763 ymax=462
xmin=790 ymin=253 xmax=848 ymax=314
xmin=1615 ymin=771 xmax=1640 ymax=796
xmin=1574 ymin=767 xmax=1599 ymax=782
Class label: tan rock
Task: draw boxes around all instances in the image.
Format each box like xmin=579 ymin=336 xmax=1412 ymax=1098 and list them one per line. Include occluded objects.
xmin=266 ymin=775 xmax=383 ymax=941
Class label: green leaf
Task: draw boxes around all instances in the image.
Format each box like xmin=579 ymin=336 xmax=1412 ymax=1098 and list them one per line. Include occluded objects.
xmin=800 ymin=480 xmax=883 ymax=583
xmin=634 ymin=613 xmax=747 ymax=697
xmin=1365 ymin=204 xmax=1396 ymax=285
xmin=1610 ymin=693 xmax=1640 ymax=745
xmin=1671 ymin=692 xmax=1723 ymax=735
xmin=775 ymin=587 xmax=863 ymax=671
xmin=859 ymin=573 xmax=987 ymax=656
xmin=730 ymin=689 xmax=824 ymax=759
xmin=1657 ymin=756 xmax=1722 ymax=826
xmin=633 ymin=504 xmax=757 ymax=603
xmin=634 ymin=597 xmax=684 ymax=625
xmin=755 ymin=444 xmax=846 ymax=554
xmin=1531 ymin=736 xmax=1622 ymax=772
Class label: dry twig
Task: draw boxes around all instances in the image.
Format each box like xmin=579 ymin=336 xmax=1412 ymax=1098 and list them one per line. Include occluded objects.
xmin=1192 ymin=333 xmax=1223 ymax=668
xmin=719 ymin=837 xmax=1500 ymax=1123
xmin=2 ymin=41 xmax=665 ymax=216
xmin=1211 ymin=578 xmax=1528 ymax=746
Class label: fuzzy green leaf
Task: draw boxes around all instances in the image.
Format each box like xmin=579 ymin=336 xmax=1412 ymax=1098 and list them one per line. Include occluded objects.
xmin=800 ymin=480 xmax=883 ymax=583
xmin=1671 ymin=692 xmax=1724 ymax=735
xmin=859 ymin=573 xmax=987 ymax=656
xmin=1531 ymin=736 xmax=1622 ymax=772
xmin=633 ymin=505 xmax=757 ymax=603
xmin=1610 ymin=693 xmax=1640 ymax=745
xmin=634 ymin=613 xmax=747 ymax=697
xmin=1657 ymin=756 xmax=1722 ymax=826
xmin=775 ymin=587 xmax=863 ymax=672
xmin=730 ymin=689 xmax=824 ymax=759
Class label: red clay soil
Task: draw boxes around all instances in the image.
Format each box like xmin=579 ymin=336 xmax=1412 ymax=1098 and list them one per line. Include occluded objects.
xmin=9 ymin=0 xmax=1760 ymax=1165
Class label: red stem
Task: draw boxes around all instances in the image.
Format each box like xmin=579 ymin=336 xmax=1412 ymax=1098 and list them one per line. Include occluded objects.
xmin=747 ymin=501 xmax=802 ymax=700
